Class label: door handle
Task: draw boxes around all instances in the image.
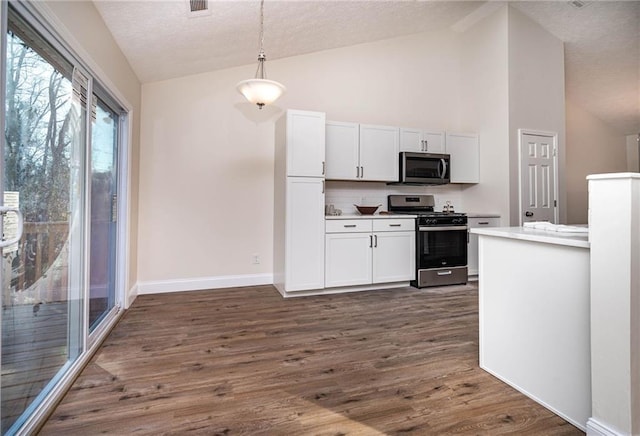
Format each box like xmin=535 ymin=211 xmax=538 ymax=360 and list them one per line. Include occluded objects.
xmin=525 ymin=211 xmax=534 ymax=217
xmin=0 ymin=206 xmax=24 ymax=249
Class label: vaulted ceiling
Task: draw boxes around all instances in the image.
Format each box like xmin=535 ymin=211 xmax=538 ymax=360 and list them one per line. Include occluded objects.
xmin=94 ymin=0 xmax=640 ymax=135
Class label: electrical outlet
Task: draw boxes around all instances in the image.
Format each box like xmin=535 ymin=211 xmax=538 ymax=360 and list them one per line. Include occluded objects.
xmin=252 ymin=254 xmax=260 ymax=265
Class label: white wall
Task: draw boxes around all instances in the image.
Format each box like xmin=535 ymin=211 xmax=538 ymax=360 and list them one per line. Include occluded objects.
xmin=456 ymin=6 xmax=510 ymax=221
xmin=138 ymin=30 xmax=466 ymax=285
xmin=627 ymin=134 xmax=639 ymax=172
xmin=507 ymin=6 xmax=566 ymax=225
xmin=566 ymin=100 xmax=627 ymax=224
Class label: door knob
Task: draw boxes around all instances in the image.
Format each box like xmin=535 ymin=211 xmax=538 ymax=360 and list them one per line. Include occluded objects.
xmin=525 ymin=211 xmax=534 ymax=217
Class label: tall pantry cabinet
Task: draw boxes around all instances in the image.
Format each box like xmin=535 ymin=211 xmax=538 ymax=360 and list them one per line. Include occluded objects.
xmin=274 ymin=110 xmax=326 ymax=295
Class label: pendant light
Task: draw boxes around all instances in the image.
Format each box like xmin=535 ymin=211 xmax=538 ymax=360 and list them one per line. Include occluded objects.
xmin=236 ymin=0 xmax=285 ymax=109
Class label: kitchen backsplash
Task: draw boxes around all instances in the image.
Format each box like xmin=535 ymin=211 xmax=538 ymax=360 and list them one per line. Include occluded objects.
xmin=325 ymin=181 xmax=464 ymax=215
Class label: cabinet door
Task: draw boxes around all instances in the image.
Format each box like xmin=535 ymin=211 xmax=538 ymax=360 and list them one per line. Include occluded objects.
xmin=467 ymin=217 xmax=500 ymax=276
xmin=372 ymin=231 xmax=415 ymax=283
xmin=286 ymin=177 xmax=325 ymax=291
xmin=446 ymin=132 xmax=479 ymax=183
xmin=325 ymin=121 xmax=360 ymax=180
xmin=325 ymin=233 xmax=372 ymax=288
xmin=359 ymin=124 xmax=399 ymax=182
xmin=287 ymin=110 xmax=326 ymax=177
xmin=399 ymin=128 xmax=424 ymax=152
xmin=424 ymin=130 xmax=446 ymax=153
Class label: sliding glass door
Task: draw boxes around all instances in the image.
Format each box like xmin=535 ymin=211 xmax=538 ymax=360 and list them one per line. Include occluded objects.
xmin=89 ymin=97 xmax=118 ymax=333
xmin=1 ymin=3 xmax=125 ymax=433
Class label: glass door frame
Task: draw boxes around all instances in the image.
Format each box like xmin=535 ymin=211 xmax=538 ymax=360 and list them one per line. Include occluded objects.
xmin=0 ymin=0 xmax=132 ymax=433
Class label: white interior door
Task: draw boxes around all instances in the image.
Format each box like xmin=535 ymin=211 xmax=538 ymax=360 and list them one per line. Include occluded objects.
xmin=519 ymin=131 xmax=558 ymax=224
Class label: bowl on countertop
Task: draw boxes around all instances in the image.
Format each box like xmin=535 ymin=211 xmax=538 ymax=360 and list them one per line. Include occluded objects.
xmin=354 ymin=204 xmax=381 ymax=215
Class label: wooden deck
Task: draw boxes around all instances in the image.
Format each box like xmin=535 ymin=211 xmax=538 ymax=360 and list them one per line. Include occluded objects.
xmin=41 ymin=284 xmax=583 ymax=435
xmin=2 ymin=302 xmax=68 ymax=433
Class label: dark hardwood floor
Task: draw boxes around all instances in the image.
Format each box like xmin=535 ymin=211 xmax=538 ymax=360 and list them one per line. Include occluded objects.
xmin=41 ymin=284 xmax=583 ymax=435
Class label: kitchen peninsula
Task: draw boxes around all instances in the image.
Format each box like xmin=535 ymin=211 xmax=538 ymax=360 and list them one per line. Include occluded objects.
xmin=471 ymin=225 xmax=590 ymax=430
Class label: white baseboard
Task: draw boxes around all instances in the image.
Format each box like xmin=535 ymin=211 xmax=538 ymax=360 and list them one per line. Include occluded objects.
xmin=126 ymin=283 xmax=139 ymax=309
xmin=587 ymin=418 xmax=623 ymax=436
xmin=137 ymin=273 xmax=274 ymax=295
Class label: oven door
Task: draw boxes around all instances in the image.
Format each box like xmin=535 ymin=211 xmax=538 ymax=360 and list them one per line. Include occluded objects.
xmin=417 ymin=226 xmax=468 ymax=268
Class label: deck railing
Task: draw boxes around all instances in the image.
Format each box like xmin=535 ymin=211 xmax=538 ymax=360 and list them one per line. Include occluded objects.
xmin=4 ymin=221 xmax=69 ymax=304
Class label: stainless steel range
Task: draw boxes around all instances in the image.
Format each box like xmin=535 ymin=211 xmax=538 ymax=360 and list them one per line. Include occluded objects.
xmin=388 ymin=194 xmax=468 ymax=288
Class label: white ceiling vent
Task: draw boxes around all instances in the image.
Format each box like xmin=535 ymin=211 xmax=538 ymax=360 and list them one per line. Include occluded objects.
xmin=186 ymin=0 xmax=211 ymax=17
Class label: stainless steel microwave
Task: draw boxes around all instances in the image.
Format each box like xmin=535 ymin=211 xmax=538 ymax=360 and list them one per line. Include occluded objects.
xmin=397 ymin=152 xmax=450 ymax=185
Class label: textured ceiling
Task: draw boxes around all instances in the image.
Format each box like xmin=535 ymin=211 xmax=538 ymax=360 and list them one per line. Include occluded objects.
xmin=93 ymin=0 xmax=640 ymax=135
xmin=512 ymin=1 xmax=639 ymax=135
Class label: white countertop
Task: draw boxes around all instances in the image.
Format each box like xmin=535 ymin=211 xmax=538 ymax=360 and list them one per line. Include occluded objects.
xmin=325 ymin=214 xmax=417 ymax=220
xmin=471 ymin=226 xmax=590 ymax=249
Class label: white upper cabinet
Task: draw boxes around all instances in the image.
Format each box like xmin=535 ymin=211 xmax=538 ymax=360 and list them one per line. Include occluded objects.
xmin=358 ymin=124 xmax=399 ymax=182
xmin=326 ymin=122 xmax=399 ymax=182
xmin=446 ymin=132 xmax=480 ymax=183
xmin=399 ymin=128 xmax=423 ymax=152
xmin=286 ymin=110 xmax=326 ymax=177
xmin=325 ymin=121 xmax=359 ymax=180
xmin=423 ymin=131 xmax=446 ymax=154
xmin=400 ymin=128 xmax=446 ymax=154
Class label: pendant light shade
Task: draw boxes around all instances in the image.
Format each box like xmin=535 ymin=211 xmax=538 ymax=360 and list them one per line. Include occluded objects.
xmin=236 ymin=1 xmax=285 ymax=109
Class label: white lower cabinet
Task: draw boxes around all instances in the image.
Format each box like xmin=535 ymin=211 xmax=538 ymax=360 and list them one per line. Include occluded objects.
xmin=325 ymin=232 xmax=372 ymax=287
xmin=372 ymin=230 xmax=416 ymax=283
xmin=467 ymin=216 xmax=500 ymax=277
xmin=325 ymin=218 xmax=415 ymax=288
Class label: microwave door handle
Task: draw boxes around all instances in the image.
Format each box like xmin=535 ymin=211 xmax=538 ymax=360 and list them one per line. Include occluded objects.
xmin=440 ymin=158 xmax=447 ymax=179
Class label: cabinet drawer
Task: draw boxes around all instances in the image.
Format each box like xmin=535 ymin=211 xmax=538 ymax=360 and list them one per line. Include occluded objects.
xmin=468 ymin=217 xmax=501 ymax=227
xmin=326 ymin=219 xmax=372 ymax=233
xmin=372 ymin=219 xmax=415 ymax=232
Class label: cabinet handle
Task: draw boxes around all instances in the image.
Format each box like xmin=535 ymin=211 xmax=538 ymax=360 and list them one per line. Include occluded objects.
xmin=360 ymin=166 xmax=364 ymax=178
xmin=437 ymin=270 xmax=452 ymax=276
xmin=374 ymin=234 xmax=378 ymax=247
xmin=322 ymin=180 xmax=325 ymax=194
xmin=425 ymin=139 xmax=428 ymax=151
xmin=356 ymin=166 xmax=360 ymax=178
xmin=478 ymin=221 xmax=489 ymax=225
xmin=389 ymin=223 xmax=401 ymax=227
xmin=369 ymin=235 xmax=373 ymax=248
xmin=343 ymin=224 xmax=356 ymax=228
xmin=322 ymin=161 xmax=325 ymax=175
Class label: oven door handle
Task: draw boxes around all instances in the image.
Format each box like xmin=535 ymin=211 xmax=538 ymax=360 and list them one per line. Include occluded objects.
xmin=419 ymin=226 xmax=468 ymax=232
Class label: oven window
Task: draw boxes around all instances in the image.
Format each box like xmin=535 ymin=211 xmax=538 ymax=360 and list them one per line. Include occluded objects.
xmin=417 ymin=228 xmax=467 ymax=268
